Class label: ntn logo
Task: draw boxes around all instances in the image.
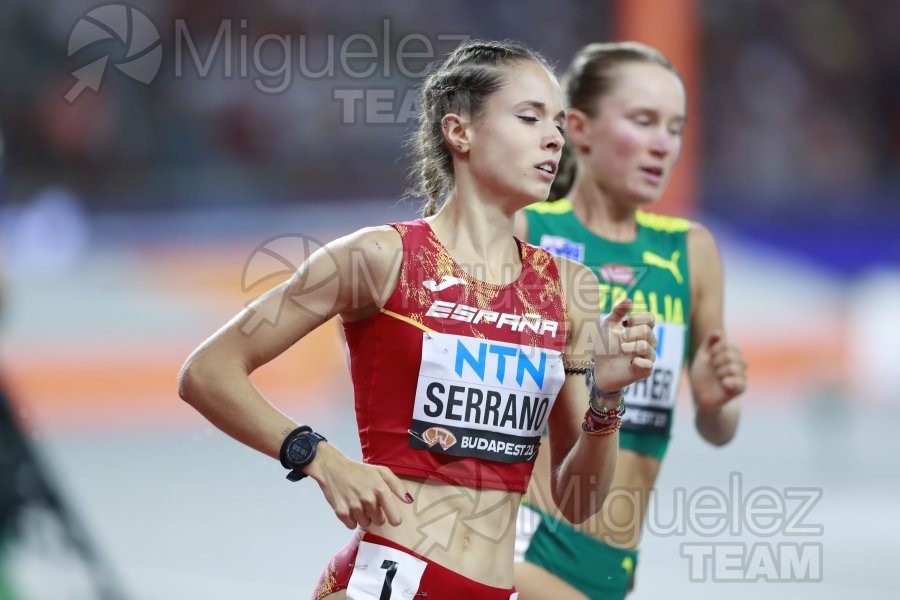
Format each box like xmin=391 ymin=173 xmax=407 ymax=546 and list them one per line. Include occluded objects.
xmin=453 ymin=339 xmax=551 ymax=389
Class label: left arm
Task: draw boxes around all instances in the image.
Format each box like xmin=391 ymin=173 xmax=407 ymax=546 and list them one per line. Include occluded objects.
xmin=687 ymin=224 xmax=746 ymax=446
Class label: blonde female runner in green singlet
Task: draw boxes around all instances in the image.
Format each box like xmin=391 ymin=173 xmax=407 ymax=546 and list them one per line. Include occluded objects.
xmin=514 ymin=42 xmax=747 ymax=599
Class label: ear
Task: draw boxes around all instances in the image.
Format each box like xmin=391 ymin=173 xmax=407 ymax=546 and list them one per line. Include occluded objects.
xmin=565 ymin=108 xmax=592 ymax=154
xmin=441 ymin=113 xmax=471 ymax=154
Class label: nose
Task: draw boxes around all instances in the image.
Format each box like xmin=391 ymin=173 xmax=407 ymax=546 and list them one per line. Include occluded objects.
xmin=544 ymin=124 xmax=564 ymax=153
xmin=649 ymin=128 xmax=678 ymax=158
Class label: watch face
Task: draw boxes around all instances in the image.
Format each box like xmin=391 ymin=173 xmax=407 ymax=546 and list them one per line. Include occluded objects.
xmin=287 ymin=436 xmax=314 ymax=465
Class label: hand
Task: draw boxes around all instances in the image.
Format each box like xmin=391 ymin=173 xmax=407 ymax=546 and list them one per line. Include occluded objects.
xmin=305 ymin=443 xmax=414 ymax=529
xmin=593 ymin=298 xmax=657 ymax=393
xmin=690 ymin=331 xmax=746 ymax=412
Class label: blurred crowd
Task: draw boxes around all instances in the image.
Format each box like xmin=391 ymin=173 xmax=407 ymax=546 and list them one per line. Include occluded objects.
xmin=702 ymin=0 xmax=900 ymax=220
xmin=0 ymin=0 xmax=608 ymax=210
xmin=1 ymin=0 xmax=898 ymax=226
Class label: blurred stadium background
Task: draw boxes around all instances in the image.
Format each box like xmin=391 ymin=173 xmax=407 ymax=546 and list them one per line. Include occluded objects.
xmin=1 ymin=0 xmax=898 ymax=598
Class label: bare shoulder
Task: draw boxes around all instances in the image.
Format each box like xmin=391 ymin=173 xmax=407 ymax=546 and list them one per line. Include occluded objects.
xmin=686 ymin=222 xmax=724 ymax=319
xmin=329 ymin=225 xmax=404 ymax=319
xmin=335 ymin=224 xmax=402 ymax=258
xmin=687 ymin=222 xmax=722 ymax=268
xmin=324 ymin=224 xmax=403 ymax=269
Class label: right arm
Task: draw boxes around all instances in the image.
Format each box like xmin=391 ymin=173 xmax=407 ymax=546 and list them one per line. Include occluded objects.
xmin=178 ymin=226 xmax=413 ymax=528
xmin=686 ymin=223 xmax=744 ymax=445
xmin=545 ymin=258 xmax=657 ymax=523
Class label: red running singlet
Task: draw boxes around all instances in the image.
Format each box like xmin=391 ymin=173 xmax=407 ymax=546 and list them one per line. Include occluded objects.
xmin=343 ymin=219 xmax=568 ymax=493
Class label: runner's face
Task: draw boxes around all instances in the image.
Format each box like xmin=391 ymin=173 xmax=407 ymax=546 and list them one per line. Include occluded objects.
xmin=578 ymin=62 xmax=686 ymax=205
xmin=467 ymin=61 xmax=566 ymax=209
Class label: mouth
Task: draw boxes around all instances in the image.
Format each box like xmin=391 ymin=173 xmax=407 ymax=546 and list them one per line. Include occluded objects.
xmin=639 ymin=165 xmax=664 ymax=183
xmin=535 ymin=160 xmax=558 ymax=181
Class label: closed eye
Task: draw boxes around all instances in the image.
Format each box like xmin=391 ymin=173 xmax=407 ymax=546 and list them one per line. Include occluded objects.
xmin=519 ymin=115 xmax=566 ymax=135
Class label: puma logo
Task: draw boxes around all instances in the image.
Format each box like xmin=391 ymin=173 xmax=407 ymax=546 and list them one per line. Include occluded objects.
xmin=423 ymin=275 xmax=466 ymax=292
xmin=642 ymin=250 xmax=683 ymax=284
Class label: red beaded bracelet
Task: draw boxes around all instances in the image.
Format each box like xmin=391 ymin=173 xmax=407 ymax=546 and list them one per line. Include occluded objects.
xmin=582 ymin=409 xmax=623 ymax=436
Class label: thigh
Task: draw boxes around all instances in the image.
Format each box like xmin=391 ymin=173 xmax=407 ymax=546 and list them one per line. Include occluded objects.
xmin=514 ymin=561 xmax=588 ymax=600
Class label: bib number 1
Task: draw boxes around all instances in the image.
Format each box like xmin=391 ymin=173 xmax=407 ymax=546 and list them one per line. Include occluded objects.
xmin=379 ymin=560 xmax=398 ymax=600
xmin=347 ymin=541 xmax=427 ymax=599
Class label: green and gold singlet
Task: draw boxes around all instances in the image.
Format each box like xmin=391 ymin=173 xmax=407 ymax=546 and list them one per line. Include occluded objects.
xmin=525 ymin=199 xmax=692 ymax=460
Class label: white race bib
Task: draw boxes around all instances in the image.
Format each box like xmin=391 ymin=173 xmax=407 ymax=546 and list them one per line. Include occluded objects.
xmin=346 ymin=540 xmax=427 ymax=599
xmin=622 ymin=321 xmax=685 ymax=434
xmin=409 ymin=332 xmax=565 ymax=463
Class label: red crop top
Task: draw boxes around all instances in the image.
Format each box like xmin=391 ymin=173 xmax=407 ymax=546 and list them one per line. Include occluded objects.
xmin=343 ymin=220 xmax=568 ymax=492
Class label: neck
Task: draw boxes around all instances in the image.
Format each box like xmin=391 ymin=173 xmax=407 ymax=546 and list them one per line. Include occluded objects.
xmin=570 ymin=174 xmax=639 ymax=243
xmin=426 ymin=186 xmax=522 ymax=285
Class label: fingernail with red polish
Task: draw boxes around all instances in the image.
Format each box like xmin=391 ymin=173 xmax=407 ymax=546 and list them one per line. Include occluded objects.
xmin=404 ymin=492 xmax=414 ymax=504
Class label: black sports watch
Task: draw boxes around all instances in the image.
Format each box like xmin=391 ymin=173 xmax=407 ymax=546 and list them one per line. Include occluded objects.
xmin=279 ymin=426 xmax=327 ymax=482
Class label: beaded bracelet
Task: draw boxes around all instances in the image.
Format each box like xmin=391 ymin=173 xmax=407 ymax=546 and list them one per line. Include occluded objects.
xmin=582 ymin=411 xmax=623 ymax=436
xmin=585 ymin=405 xmax=624 ymax=426
xmin=563 ymin=358 xmax=593 ymax=375
xmin=588 ymin=396 xmax=625 ymax=418
xmin=588 ymin=401 xmax=626 ymax=421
